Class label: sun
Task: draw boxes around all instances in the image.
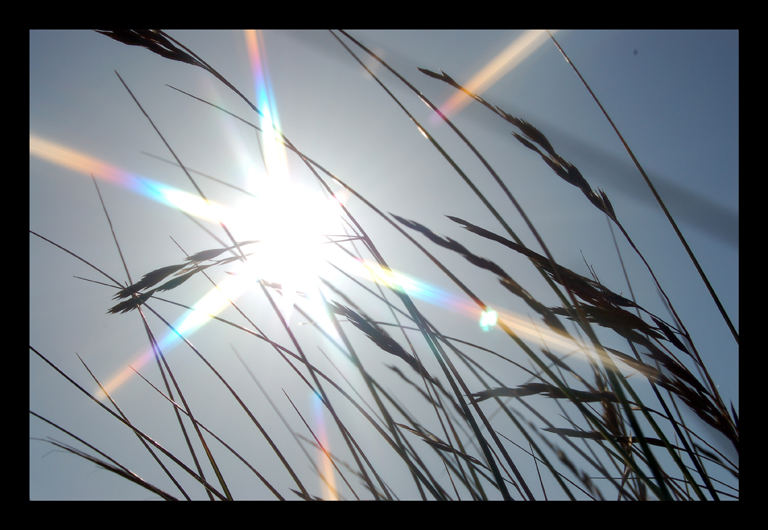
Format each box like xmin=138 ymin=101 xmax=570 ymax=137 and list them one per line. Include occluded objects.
xmin=223 ymin=174 xmax=353 ymax=321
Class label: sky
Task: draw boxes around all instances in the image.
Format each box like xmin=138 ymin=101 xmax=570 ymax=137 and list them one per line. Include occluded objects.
xmin=29 ymin=29 xmax=738 ymax=500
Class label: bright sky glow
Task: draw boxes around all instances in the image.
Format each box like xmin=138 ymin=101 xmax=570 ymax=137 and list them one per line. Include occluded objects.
xmin=239 ymin=29 xmax=334 ymax=319
xmin=29 ymin=29 xmax=355 ymax=402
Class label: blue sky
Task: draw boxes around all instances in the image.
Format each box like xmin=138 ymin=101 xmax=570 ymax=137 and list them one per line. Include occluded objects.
xmin=29 ymin=30 xmax=738 ymax=500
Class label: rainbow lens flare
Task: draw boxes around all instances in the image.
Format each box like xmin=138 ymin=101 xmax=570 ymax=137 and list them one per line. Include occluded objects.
xmin=432 ymin=30 xmax=554 ymax=123
xmin=312 ymin=391 xmax=339 ymax=500
xmin=30 ymin=134 xmax=230 ymax=224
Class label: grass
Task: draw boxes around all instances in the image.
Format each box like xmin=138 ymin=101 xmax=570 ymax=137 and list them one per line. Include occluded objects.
xmin=29 ymin=29 xmax=738 ymax=500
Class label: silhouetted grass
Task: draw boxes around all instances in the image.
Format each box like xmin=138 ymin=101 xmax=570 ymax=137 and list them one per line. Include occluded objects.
xmin=29 ymin=30 xmax=738 ymax=500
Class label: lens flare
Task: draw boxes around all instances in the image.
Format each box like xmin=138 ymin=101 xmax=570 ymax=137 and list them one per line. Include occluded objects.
xmin=245 ymin=29 xmax=289 ymax=189
xmin=31 ymin=33 xmax=352 ymax=407
xmin=479 ymin=308 xmax=498 ymax=331
xmin=31 ymin=131 xmax=589 ymax=392
xmin=347 ymin=259 xmax=587 ymax=358
xmin=433 ymin=30 xmax=554 ymax=123
xmin=30 ymin=134 xmax=230 ymax=224
xmin=239 ymin=29 xmax=340 ymax=322
xmin=29 ymin=32 xmax=349 ymax=412
xmin=245 ymin=31 xmax=350 ymax=497
xmin=312 ymin=392 xmax=338 ymax=500
xmin=95 ymin=273 xmax=252 ymax=399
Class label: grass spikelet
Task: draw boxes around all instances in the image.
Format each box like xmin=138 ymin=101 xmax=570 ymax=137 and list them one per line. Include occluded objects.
xmin=113 ymin=263 xmax=187 ymax=299
xmin=395 ymin=423 xmax=486 ymax=468
xmin=153 ymin=268 xmax=201 ymax=293
xmin=185 ymin=240 xmax=259 ymax=263
xmin=550 ymin=303 xmax=661 ymax=340
xmin=447 ymin=215 xmax=636 ymax=310
xmin=471 ymin=383 xmax=618 ymax=404
xmin=418 ymin=66 xmax=617 ymax=223
xmin=331 ymin=302 xmax=435 ymax=384
xmin=107 ymin=290 xmax=154 ymax=314
xmin=97 ymin=30 xmax=202 ymax=67
xmin=394 ymin=214 xmax=568 ymax=333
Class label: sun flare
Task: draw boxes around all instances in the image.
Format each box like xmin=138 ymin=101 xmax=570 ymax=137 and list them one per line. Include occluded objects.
xmin=32 ymin=29 xmax=598 ymax=405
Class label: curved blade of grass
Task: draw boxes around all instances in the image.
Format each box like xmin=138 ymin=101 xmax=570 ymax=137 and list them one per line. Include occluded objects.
xmin=35 ymin=435 xmax=179 ymax=501
xmin=30 ymin=410 xmax=179 ymax=500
